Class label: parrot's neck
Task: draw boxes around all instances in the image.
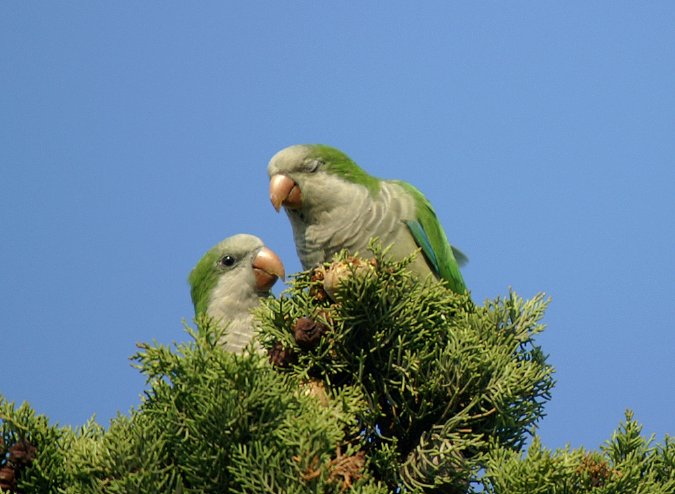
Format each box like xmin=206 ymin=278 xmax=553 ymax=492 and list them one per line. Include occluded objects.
xmin=206 ymin=276 xmax=264 ymax=353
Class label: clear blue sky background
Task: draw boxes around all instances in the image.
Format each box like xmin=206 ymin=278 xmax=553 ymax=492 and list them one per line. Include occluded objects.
xmin=1 ymin=3 xmax=673 ymax=451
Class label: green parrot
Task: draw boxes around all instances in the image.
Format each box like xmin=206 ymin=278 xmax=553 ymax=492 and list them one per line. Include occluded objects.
xmin=189 ymin=234 xmax=285 ymax=353
xmin=267 ymin=144 xmax=467 ymax=293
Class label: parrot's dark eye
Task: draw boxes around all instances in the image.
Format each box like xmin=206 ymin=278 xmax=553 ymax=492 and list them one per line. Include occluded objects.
xmin=220 ymin=255 xmax=236 ymax=267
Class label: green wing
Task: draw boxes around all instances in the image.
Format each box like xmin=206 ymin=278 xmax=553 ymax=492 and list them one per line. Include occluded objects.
xmin=398 ymin=182 xmax=468 ymax=294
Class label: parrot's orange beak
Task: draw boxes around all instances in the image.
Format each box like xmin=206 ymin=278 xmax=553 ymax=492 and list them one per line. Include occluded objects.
xmin=269 ymin=174 xmax=302 ymax=211
xmin=252 ymin=246 xmax=285 ymax=291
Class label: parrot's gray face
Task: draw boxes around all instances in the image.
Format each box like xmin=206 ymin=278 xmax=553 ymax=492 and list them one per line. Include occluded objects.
xmin=190 ymin=234 xmax=286 ymax=353
xmin=189 ymin=234 xmax=286 ymax=324
xmin=268 ymin=145 xmax=320 ymax=213
xmin=267 ymin=145 xmax=356 ymax=223
xmin=215 ymin=236 xmax=285 ymax=295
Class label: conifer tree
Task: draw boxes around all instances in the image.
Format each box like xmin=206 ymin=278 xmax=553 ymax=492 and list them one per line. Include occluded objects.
xmin=0 ymin=246 xmax=672 ymax=493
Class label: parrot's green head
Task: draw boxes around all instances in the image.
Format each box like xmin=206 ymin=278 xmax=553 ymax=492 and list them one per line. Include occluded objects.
xmin=267 ymin=144 xmax=380 ymax=215
xmin=189 ymin=234 xmax=285 ymax=318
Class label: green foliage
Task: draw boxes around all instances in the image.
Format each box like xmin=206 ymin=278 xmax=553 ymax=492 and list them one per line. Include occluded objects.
xmin=84 ymin=319 xmax=382 ymax=493
xmin=256 ymin=246 xmax=554 ymax=491
xmin=1 ymin=319 xmax=385 ymax=493
xmin=0 ymin=248 xmax=670 ymax=493
xmin=481 ymin=411 xmax=674 ymax=493
xmin=0 ymin=399 xmax=73 ymax=492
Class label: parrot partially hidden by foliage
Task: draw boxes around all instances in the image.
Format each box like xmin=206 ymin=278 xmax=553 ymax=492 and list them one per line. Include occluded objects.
xmin=268 ymin=144 xmax=467 ymax=293
xmin=189 ymin=234 xmax=285 ymax=353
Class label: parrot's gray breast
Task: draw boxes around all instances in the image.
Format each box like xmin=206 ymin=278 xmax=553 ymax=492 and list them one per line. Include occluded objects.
xmin=206 ymin=270 xmax=262 ymax=353
xmin=289 ymin=180 xmax=421 ymax=271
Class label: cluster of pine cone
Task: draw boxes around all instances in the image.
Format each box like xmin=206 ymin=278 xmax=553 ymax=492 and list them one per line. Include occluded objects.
xmin=0 ymin=438 xmax=36 ymax=492
xmin=269 ymin=259 xmax=373 ymax=368
xmin=268 ymin=316 xmax=330 ymax=368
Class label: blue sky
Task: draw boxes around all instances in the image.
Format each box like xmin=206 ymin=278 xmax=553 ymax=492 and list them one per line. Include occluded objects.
xmin=1 ymin=3 xmax=673 ymax=451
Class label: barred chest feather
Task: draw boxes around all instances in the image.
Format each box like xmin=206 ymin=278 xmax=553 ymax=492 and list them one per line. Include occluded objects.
xmin=287 ymin=180 xmax=419 ymax=270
